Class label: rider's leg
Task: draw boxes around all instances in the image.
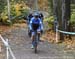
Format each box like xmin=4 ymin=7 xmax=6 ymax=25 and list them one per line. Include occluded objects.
xmin=31 ymin=32 xmax=35 ymax=48
xmin=37 ymin=29 xmax=41 ymax=42
xmin=37 ymin=29 xmax=44 ymax=42
xmin=28 ymin=24 xmax=31 ymax=37
xmin=31 ymin=32 xmax=35 ymax=40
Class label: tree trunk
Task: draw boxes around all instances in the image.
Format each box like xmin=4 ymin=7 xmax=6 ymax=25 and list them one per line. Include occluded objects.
xmin=66 ymin=0 xmax=71 ymax=39
xmin=53 ymin=0 xmax=58 ymax=31
xmin=53 ymin=0 xmax=71 ymax=41
xmin=53 ymin=0 xmax=59 ymax=20
xmin=62 ymin=0 xmax=71 ymax=40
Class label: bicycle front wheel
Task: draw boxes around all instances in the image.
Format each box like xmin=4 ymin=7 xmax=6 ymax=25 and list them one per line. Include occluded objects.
xmin=34 ymin=41 xmax=37 ymax=53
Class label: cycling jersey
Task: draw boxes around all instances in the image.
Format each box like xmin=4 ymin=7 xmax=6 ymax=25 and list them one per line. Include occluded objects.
xmin=29 ymin=17 xmax=43 ymax=31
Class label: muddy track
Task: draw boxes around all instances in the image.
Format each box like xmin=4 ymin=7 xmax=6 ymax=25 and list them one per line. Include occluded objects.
xmin=1 ymin=25 xmax=75 ymax=59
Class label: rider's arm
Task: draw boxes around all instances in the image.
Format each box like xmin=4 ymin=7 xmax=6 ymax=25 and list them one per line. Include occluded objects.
xmin=39 ymin=19 xmax=43 ymax=30
xmin=29 ymin=21 xmax=32 ymax=30
xmin=29 ymin=18 xmax=34 ymax=30
xmin=26 ymin=16 xmax=29 ymax=24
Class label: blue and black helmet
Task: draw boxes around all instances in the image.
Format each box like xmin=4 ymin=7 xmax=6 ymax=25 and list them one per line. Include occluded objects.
xmin=33 ymin=13 xmax=39 ymax=17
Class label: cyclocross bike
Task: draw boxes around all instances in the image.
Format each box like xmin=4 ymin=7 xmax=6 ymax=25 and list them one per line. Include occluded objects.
xmin=33 ymin=31 xmax=40 ymax=53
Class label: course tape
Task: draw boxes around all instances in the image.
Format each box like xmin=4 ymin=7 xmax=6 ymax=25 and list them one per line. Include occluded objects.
xmin=0 ymin=35 xmax=16 ymax=59
xmin=57 ymin=30 xmax=75 ymax=35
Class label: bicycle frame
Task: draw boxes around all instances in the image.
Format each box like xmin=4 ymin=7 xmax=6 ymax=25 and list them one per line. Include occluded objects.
xmin=33 ymin=31 xmax=40 ymax=53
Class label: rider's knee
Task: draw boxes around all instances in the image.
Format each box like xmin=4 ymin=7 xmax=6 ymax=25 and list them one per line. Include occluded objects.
xmin=37 ymin=31 xmax=41 ymax=35
xmin=31 ymin=35 xmax=34 ymax=40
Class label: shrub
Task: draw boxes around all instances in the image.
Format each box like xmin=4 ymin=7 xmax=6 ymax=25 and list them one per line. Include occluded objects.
xmin=44 ymin=16 xmax=54 ymax=28
xmin=0 ymin=2 xmax=29 ymax=25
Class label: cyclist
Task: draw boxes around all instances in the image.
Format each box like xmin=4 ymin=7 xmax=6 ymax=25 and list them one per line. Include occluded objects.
xmin=27 ymin=13 xmax=33 ymax=24
xmin=39 ymin=13 xmax=44 ymax=22
xmin=27 ymin=13 xmax=33 ymax=37
xmin=29 ymin=13 xmax=43 ymax=48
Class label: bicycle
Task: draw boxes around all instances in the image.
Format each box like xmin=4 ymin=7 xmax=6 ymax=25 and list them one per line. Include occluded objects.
xmin=32 ymin=31 xmax=40 ymax=53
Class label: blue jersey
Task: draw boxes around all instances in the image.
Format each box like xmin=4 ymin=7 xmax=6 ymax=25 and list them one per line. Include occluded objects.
xmin=29 ymin=17 xmax=43 ymax=31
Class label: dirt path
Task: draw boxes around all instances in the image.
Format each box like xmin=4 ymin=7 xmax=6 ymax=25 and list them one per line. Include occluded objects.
xmin=1 ymin=24 xmax=75 ymax=59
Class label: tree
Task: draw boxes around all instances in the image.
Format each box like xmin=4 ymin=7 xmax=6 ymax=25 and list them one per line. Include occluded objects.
xmin=61 ymin=0 xmax=71 ymax=40
xmin=53 ymin=0 xmax=58 ymax=21
xmin=53 ymin=0 xmax=71 ymax=41
xmin=48 ymin=0 xmax=53 ymax=15
xmin=0 ymin=0 xmax=6 ymax=18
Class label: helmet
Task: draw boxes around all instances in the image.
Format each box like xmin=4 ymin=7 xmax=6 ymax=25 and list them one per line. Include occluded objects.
xmin=33 ymin=13 xmax=39 ymax=17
